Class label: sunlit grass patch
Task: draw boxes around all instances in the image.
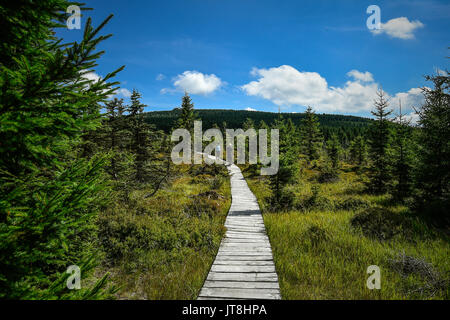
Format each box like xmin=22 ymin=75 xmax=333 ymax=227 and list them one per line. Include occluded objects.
xmin=243 ymin=164 xmax=449 ymax=300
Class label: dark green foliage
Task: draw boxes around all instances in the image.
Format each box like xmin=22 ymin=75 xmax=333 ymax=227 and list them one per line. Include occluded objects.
xmin=267 ymin=117 xmax=296 ymax=210
xmin=0 ymin=1 xmax=123 ymax=299
xmin=351 ymin=207 xmax=407 ymax=240
xmin=299 ymin=106 xmax=323 ymax=161
xmin=176 ymin=92 xmax=197 ymax=131
xmin=304 ymin=225 xmax=330 ymax=247
xmin=326 ymin=134 xmax=342 ymax=171
xmin=414 ymin=72 xmax=450 ymax=225
xmin=391 ymin=104 xmax=414 ymax=201
xmin=349 ymin=135 xmax=368 ymax=168
xmin=127 ymin=90 xmax=171 ymax=192
xmin=145 ymin=109 xmax=371 ymax=140
xmin=367 ymin=89 xmax=393 ymax=194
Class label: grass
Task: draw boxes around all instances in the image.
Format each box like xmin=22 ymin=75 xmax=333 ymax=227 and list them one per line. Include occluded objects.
xmin=97 ymin=164 xmax=231 ymax=299
xmin=243 ymin=163 xmax=450 ymax=300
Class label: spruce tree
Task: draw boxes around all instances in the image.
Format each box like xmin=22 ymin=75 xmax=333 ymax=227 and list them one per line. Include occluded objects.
xmin=0 ymin=1 xmax=123 ymax=298
xmin=299 ymin=106 xmax=323 ymax=162
xmin=177 ymin=92 xmax=196 ymax=131
xmin=349 ymin=135 xmax=368 ymax=168
xmin=268 ymin=117 xmax=295 ymax=210
xmin=327 ymin=134 xmax=342 ymax=171
xmin=128 ymin=90 xmax=150 ymax=183
xmin=415 ymin=72 xmax=450 ymax=223
xmin=367 ymin=89 xmax=393 ymax=194
xmin=392 ymin=101 xmax=414 ymax=201
xmin=127 ymin=90 xmax=171 ymax=193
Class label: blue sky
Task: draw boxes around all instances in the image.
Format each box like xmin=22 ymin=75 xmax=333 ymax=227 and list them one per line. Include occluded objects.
xmin=58 ymin=0 xmax=450 ymax=118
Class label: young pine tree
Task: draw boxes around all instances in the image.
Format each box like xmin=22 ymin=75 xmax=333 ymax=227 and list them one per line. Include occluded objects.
xmin=414 ymin=71 xmax=450 ymax=223
xmin=299 ymin=106 xmax=323 ymax=162
xmin=128 ymin=90 xmax=151 ymax=183
xmin=177 ymin=92 xmax=197 ymax=131
xmin=391 ymin=101 xmax=414 ymax=201
xmin=0 ymin=1 xmax=123 ymax=299
xmin=349 ymin=135 xmax=368 ymax=168
xmin=367 ymin=88 xmax=393 ymax=194
xmin=327 ymin=134 xmax=342 ymax=171
xmin=268 ymin=118 xmax=295 ymax=210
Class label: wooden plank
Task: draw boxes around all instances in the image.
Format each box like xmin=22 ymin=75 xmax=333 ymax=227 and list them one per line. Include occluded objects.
xmin=223 ymin=239 xmax=268 ymax=243
xmin=199 ymin=288 xmax=281 ymax=300
xmin=217 ymin=250 xmax=273 ymax=255
xmin=211 ymin=265 xmax=276 ymax=273
xmin=206 ymin=272 xmax=279 ymax=282
xmin=215 ymin=255 xmax=273 ymax=261
xmin=203 ymin=281 xmax=280 ymax=289
xmin=213 ymin=260 xmax=274 ymax=266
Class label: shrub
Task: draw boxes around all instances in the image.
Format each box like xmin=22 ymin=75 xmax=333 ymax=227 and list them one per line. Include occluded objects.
xmin=304 ymin=225 xmax=330 ymax=247
xmin=184 ymin=197 xmax=221 ymax=218
xmin=350 ymin=207 xmax=407 ymax=240
xmin=295 ymin=185 xmax=334 ymax=211
xmin=335 ymin=198 xmax=370 ymax=211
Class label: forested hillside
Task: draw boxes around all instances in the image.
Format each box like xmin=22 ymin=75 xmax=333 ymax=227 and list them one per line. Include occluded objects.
xmin=145 ymin=109 xmax=372 ymax=142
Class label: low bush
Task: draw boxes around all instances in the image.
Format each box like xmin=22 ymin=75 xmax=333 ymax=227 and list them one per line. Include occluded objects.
xmin=350 ymin=207 xmax=407 ymax=240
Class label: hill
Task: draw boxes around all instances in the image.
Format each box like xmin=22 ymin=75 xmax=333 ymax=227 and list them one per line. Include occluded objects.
xmin=144 ymin=109 xmax=373 ymax=142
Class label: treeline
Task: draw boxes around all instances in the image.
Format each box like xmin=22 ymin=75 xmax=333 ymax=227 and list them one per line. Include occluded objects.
xmin=144 ymin=108 xmax=372 ymax=144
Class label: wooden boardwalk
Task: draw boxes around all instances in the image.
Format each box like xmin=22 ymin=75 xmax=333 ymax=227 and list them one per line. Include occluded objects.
xmin=198 ymin=159 xmax=281 ymax=300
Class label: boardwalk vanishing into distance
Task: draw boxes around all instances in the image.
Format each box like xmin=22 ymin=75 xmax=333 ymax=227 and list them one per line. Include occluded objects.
xmin=198 ymin=156 xmax=281 ymax=300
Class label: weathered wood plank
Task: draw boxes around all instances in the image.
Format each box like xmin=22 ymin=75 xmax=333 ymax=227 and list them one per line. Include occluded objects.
xmin=211 ymin=265 xmax=276 ymax=273
xmin=203 ymin=281 xmax=280 ymax=289
xmin=199 ymin=288 xmax=281 ymax=300
xmin=213 ymin=260 xmax=274 ymax=266
xmin=206 ymin=272 xmax=279 ymax=282
xmin=215 ymin=255 xmax=274 ymax=261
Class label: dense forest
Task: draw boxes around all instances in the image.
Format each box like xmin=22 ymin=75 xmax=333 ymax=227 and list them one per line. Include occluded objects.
xmin=0 ymin=1 xmax=448 ymax=300
xmin=145 ymin=109 xmax=372 ymax=144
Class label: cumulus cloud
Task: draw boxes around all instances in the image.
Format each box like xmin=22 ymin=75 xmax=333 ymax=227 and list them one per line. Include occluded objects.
xmin=156 ymin=73 xmax=165 ymax=81
xmin=82 ymin=72 xmax=102 ymax=84
xmin=241 ymin=65 xmax=424 ymax=115
xmin=245 ymin=107 xmax=257 ymax=111
xmin=116 ymin=88 xmax=132 ymax=98
xmin=162 ymin=71 xmax=223 ymax=95
xmin=347 ymin=70 xmax=374 ymax=82
xmin=371 ymin=17 xmax=424 ymax=39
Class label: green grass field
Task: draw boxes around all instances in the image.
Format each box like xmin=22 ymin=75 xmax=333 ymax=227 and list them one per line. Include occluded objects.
xmin=243 ymin=164 xmax=449 ymax=300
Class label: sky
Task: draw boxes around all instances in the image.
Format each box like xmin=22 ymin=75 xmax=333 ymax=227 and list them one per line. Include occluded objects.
xmin=58 ymin=0 xmax=450 ymax=119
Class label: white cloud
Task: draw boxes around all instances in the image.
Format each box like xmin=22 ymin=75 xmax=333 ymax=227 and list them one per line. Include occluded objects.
xmin=116 ymin=88 xmax=132 ymax=98
xmin=391 ymin=87 xmax=425 ymax=113
xmin=347 ymin=70 xmax=374 ymax=82
xmin=241 ymin=65 xmax=424 ymax=115
xmin=245 ymin=107 xmax=257 ymax=111
xmin=162 ymin=71 xmax=223 ymax=95
xmin=403 ymin=112 xmax=420 ymax=125
xmin=156 ymin=73 xmax=165 ymax=81
xmin=371 ymin=17 xmax=424 ymax=39
xmin=83 ymin=72 xmax=101 ymax=82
